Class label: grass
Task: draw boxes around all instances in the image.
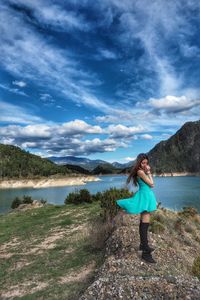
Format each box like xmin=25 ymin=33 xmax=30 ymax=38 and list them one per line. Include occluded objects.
xmin=0 ymin=202 xmax=105 ymax=299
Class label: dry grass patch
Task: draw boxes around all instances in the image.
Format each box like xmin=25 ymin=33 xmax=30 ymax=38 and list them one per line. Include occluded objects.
xmin=59 ymin=260 xmax=96 ymax=285
xmin=1 ymin=280 xmax=49 ymax=299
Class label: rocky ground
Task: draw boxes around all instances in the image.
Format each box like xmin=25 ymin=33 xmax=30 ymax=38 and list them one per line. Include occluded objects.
xmin=80 ymin=208 xmax=200 ymax=299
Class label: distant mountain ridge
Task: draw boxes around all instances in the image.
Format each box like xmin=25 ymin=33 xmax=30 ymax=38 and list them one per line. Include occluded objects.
xmin=48 ymin=155 xmax=132 ymax=171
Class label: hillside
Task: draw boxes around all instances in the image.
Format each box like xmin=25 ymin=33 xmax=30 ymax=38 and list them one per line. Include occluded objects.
xmin=91 ymin=163 xmax=122 ymax=175
xmin=121 ymin=120 xmax=200 ymax=175
xmin=2 ymin=202 xmax=199 ymax=299
xmin=63 ymin=164 xmax=91 ymax=175
xmin=0 ymin=144 xmax=72 ymax=179
xmin=148 ymin=120 xmax=200 ymax=174
xmin=0 ymin=202 xmax=104 ymax=299
xmin=1 ymin=197 xmax=200 ymax=298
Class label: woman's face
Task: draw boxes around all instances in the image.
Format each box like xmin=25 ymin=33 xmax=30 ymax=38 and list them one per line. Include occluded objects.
xmin=140 ymin=159 xmax=148 ymax=169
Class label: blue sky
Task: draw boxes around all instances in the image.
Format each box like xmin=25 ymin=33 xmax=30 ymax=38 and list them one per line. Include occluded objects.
xmin=0 ymin=0 xmax=200 ymax=163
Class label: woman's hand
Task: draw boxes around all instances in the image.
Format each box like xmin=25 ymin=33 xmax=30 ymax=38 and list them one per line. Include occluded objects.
xmin=145 ymin=165 xmax=151 ymax=173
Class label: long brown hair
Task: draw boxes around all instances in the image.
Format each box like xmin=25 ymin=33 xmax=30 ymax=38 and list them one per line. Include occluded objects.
xmin=126 ymin=153 xmax=149 ymax=186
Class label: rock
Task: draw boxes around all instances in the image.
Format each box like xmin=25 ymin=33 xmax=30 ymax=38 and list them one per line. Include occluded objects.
xmin=79 ymin=211 xmax=200 ymax=299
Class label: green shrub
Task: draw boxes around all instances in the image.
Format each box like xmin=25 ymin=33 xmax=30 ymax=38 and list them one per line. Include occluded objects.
xmin=92 ymin=191 xmax=103 ymax=202
xmin=192 ymin=254 xmax=200 ymax=279
xmin=100 ymin=187 xmax=133 ymax=222
xmin=150 ymin=221 xmax=165 ymax=234
xmin=64 ymin=187 xmax=133 ymax=222
xmin=22 ymin=195 xmax=33 ymax=204
xmin=40 ymin=198 xmax=47 ymax=204
xmin=11 ymin=197 xmax=22 ymax=209
xmin=65 ymin=188 xmax=93 ymax=205
xmin=79 ymin=189 xmax=92 ymax=203
xmin=65 ymin=190 xmax=81 ymax=205
xmin=11 ymin=195 xmax=40 ymax=209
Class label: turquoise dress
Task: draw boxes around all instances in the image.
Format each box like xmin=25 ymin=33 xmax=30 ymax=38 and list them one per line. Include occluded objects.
xmin=116 ymin=176 xmax=157 ymax=214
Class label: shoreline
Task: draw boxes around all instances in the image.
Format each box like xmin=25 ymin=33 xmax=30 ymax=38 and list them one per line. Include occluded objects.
xmin=154 ymin=172 xmax=200 ymax=177
xmin=0 ymin=175 xmax=101 ymax=189
xmin=99 ymin=172 xmax=200 ymax=177
xmin=0 ymin=172 xmax=199 ymax=189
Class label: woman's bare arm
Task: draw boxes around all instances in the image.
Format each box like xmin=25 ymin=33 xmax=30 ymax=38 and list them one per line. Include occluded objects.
xmin=137 ymin=169 xmax=154 ymax=187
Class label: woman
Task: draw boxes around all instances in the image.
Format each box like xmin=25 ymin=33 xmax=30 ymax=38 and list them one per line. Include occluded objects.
xmin=116 ymin=153 xmax=157 ymax=263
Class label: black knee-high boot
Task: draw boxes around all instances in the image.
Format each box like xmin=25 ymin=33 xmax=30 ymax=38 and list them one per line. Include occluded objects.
xmin=139 ymin=221 xmax=155 ymax=252
xmin=140 ymin=222 xmax=156 ymax=263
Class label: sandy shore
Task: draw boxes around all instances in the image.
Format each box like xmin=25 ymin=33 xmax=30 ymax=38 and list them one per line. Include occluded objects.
xmin=0 ymin=176 xmax=101 ymax=189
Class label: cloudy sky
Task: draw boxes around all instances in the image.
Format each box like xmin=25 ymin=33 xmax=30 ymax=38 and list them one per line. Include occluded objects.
xmin=0 ymin=0 xmax=200 ymax=163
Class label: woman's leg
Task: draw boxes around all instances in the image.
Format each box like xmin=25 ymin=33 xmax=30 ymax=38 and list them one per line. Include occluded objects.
xmin=139 ymin=212 xmax=151 ymax=249
xmin=139 ymin=212 xmax=156 ymax=263
xmin=141 ymin=211 xmax=150 ymax=223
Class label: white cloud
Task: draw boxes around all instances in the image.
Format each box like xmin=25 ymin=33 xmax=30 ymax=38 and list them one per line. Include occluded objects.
xmin=0 ymin=83 xmax=28 ymax=97
xmin=0 ymin=100 xmax=43 ymax=124
xmin=96 ymin=49 xmax=119 ymax=60
xmin=0 ymin=119 xmax=139 ymax=156
xmin=8 ymin=0 xmax=91 ymax=32
xmin=124 ymin=156 xmax=136 ymax=162
xmin=106 ymin=124 xmax=146 ymax=138
xmin=57 ymin=120 xmax=103 ymax=135
xmin=12 ymin=80 xmax=27 ymax=87
xmin=0 ymin=120 xmax=103 ymax=139
xmin=139 ymin=134 xmax=153 ymax=140
xmin=148 ymin=95 xmax=200 ymax=113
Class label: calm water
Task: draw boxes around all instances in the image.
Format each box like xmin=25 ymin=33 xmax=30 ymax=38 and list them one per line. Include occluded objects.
xmin=0 ymin=175 xmax=200 ymax=214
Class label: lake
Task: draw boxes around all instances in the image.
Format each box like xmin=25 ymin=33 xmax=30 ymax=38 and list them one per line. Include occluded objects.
xmin=0 ymin=175 xmax=200 ymax=214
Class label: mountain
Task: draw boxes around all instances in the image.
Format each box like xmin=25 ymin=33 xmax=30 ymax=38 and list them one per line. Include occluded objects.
xmin=0 ymin=144 xmax=73 ymax=179
xmin=120 ymin=120 xmax=200 ymax=175
xmin=48 ymin=155 xmax=108 ymax=171
xmin=91 ymin=163 xmax=122 ymax=175
xmin=111 ymin=161 xmax=132 ymax=168
xmin=63 ymin=164 xmax=91 ymax=175
xmin=148 ymin=120 xmax=200 ymax=174
xmin=48 ymin=155 xmax=131 ymax=171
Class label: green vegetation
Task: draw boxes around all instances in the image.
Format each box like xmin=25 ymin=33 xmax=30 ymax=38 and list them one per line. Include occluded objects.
xmin=11 ymin=195 xmax=47 ymax=209
xmin=65 ymin=187 xmax=133 ymax=222
xmin=11 ymin=195 xmax=34 ymax=209
xmin=0 ymin=202 xmax=107 ymax=299
xmin=2 ymin=187 xmax=131 ymax=299
xmin=63 ymin=164 xmax=91 ymax=175
xmin=0 ymin=144 xmax=73 ymax=179
xmin=65 ymin=189 xmax=93 ymax=205
xmin=92 ymin=163 xmax=122 ymax=175
xmin=99 ymin=187 xmax=133 ymax=221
